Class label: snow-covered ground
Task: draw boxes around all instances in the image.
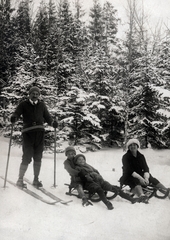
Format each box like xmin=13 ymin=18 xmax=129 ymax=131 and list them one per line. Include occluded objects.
xmin=0 ymin=136 xmax=170 ymax=240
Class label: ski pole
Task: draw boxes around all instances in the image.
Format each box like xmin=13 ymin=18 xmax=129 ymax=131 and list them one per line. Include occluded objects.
xmin=53 ymin=126 xmax=57 ymax=187
xmin=53 ymin=114 xmax=58 ymax=188
xmin=3 ymin=124 xmax=14 ymax=188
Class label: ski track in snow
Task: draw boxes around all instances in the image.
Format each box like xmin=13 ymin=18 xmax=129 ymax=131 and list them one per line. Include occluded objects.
xmin=0 ymin=136 xmax=170 ymax=240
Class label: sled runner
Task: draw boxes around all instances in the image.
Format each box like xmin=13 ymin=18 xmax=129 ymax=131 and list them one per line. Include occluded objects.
xmin=142 ymin=184 xmax=170 ymax=199
xmin=120 ymin=183 xmax=170 ymax=200
xmin=65 ymin=182 xmax=118 ymax=202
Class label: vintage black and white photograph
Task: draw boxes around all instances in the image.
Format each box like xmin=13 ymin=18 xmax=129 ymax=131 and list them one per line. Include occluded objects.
xmin=0 ymin=0 xmax=170 ymax=239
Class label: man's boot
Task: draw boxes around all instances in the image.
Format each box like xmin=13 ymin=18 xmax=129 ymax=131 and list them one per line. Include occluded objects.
xmin=16 ymin=164 xmax=28 ymax=187
xmin=33 ymin=162 xmax=43 ymax=187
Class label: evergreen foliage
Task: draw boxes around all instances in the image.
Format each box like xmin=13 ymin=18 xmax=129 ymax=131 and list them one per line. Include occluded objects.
xmin=1 ymin=0 xmax=170 ymax=150
xmin=0 ymin=0 xmax=15 ymax=82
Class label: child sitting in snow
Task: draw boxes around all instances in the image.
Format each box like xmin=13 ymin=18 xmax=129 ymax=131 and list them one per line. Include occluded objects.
xmin=74 ymin=154 xmax=142 ymax=210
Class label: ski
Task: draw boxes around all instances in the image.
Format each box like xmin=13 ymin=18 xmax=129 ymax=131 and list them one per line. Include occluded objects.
xmin=24 ymin=178 xmax=72 ymax=205
xmin=1 ymin=176 xmax=57 ymax=205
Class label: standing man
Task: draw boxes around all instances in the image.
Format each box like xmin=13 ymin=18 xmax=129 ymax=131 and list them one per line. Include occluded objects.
xmin=10 ymin=86 xmax=58 ymax=187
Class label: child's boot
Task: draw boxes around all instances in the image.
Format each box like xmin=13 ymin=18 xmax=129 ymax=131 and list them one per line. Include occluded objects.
xmin=106 ymin=201 xmax=114 ymax=210
xmin=96 ymin=187 xmax=114 ymax=210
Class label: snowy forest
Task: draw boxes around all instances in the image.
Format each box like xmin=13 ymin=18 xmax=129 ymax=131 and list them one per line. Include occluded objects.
xmin=1 ymin=0 xmax=170 ymax=150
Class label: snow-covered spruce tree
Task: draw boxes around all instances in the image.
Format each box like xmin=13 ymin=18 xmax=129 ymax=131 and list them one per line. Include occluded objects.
xmin=161 ymin=107 xmax=170 ymax=148
xmin=128 ymin=82 xmax=166 ymax=148
xmin=0 ymin=0 xmax=13 ymax=125
xmin=82 ymin=47 xmax=124 ymax=147
xmin=45 ymin=0 xmax=59 ymax=76
xmin=88 ymin=0 xmax=119 ymax=51
xmin=55 ymin=0 xmax=88 ymax=94
xmin=0 ymin=0 xmax=15 ymax=83
xmin=122 ymin=42 xmax=166 ymax=148
xmin=161 ymin=39 xmax=170 ymax=91
xmin=57 ymin=86 xmax=102 ymax=150
xmin=31 ymin=2 xmax=50 ymax=75
xmin=102 ymin=1 xmax=119 ymax=55
xmin=153 ymin=37 xmax=170 ymax=88
xmin=147 ymin=36 xmax=170 ymax=148
xmin=120 ymin=49 xmax=166 ymax=148
xmin=128 ymin=47 xmax=168 ymax=147
xmin=149 ymin=85 xmax=170 ymax=148
xmin=88 ymin=0 xmax=103 ymax=49
xmin=155 ymin=38 xmax=170 ymax=147
xmin=109 ymin=45 xmax=131 ymax=149
xmin=82 ymin=0 xmax=123 ymax=147
xmin=9 ymin=0 xmax=32 ymax=69
xmin=87 ymin=91 xmax=124 ymax=147
xmin=117 ymin=0 xmax=166 ymax=148
xmin=154 ymin=39 xmax=170 ymax=100
xmin=13 ymin=0 xmax=31 ymax=40
xmin=0 ymin=0 xmax=32 ymax=128
xmin=70 ymin=0 xmax=91 ymax=91
xmin=32 ymin=0 xmax=61 ymax=80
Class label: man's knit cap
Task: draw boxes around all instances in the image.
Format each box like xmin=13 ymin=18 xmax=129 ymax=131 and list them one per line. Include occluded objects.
xmin=29 ymin=86 xmax=40 ymax=95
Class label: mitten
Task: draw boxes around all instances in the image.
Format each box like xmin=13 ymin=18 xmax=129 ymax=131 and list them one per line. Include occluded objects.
xmin=78 ymin=169 xmax=88 ymax=183
xmin=11 ymin=116 xmax=17 ymax=123
xmin=52 ymin=120 xmax=58 ymax=128
xmin=82 ymin=197 xmax=93 ymax=206
xmin=78 ymin=169 xmax=87 ymax=178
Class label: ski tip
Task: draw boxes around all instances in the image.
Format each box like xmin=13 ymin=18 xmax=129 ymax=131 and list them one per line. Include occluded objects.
xmin=60 ymin=200 xmax=73 ymax=205
xmin=50 ymin=201 xmax=58 ymax=205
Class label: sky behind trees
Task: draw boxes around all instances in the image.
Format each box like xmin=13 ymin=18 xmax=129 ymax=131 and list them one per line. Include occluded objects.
xmin=11 ymin=0 xmax=170 ymax=25
xmin=14 ymin=0 xmax=170 ymax=39
xmin=89 ymin=0 xmax=170 ymax=39
xmin=11 ymin=0 xmax=170 ymax=36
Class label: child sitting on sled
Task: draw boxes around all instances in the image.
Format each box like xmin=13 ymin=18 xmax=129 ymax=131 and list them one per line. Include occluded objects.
xmin=74 ymin=154 xmax=144 ymax=210
xmin=64 ymin=147 xmax=92 ymax=206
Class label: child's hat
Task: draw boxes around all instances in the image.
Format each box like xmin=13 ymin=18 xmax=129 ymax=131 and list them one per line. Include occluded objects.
xmin=65 ymin=146 xmax=76 ymax=156
xmin=74 ymin=154 xmax=86 ymax=163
